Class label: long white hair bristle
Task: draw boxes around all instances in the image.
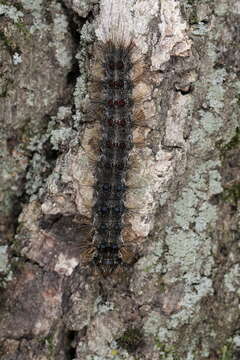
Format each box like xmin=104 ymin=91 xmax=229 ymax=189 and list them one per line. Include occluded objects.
xmin=95 ymin=0 xmax=134 ymax=45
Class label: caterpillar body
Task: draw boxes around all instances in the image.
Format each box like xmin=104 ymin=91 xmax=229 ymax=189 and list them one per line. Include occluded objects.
xmin=89 ymin=40 xmax=136 ymax=276
xmin=79 ymin=1 xmax=149 ymax=277
xmin=39 ymin=0 xmax=150 ymax=278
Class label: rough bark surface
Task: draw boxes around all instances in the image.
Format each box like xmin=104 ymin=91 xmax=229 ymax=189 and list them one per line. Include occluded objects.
xmin=0 ymin=0 xmax=240 ymax=359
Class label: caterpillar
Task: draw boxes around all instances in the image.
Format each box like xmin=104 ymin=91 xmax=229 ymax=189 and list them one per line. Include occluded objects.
xmin=17 ymin=0 xmax=193 ymax=284
xmin=38 ymin=0 xmax=152 ymax=278
xmin=79 ymin=0 xmax=152 ymax=277
xmin=88 ymin=40 xmax=136 ymax=276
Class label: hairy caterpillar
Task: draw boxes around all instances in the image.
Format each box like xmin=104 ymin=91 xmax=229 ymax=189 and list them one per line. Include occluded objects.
xmin=16 ymin=0 xmax=193 ymax=285
xmin=39 ymin=0 xmax=150 ymax=278
xmin=79 ymin=0 xmax=151 ymax=276
xmin=88 ymin=40 xmax=137 ymax=276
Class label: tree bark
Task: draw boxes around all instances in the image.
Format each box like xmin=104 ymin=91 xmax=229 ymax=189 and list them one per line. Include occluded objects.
xmin=0 ymin=0 xmax=240 ymax=359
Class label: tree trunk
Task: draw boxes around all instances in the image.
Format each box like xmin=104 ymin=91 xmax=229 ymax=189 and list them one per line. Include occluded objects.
xmin=0 ymin=0 xmax=239 ymax=359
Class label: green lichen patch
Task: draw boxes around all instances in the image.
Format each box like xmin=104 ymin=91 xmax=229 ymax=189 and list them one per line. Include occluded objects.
xmin=215 ymin=127 xmax=240 ymax=205
xmin=186 ymin=0 xmax=196 ymax=4
xmin=0 ymin=30 xmax=16 ymax=55
xmin=237 ymin=96 xmax=240 ymax=107
xmin=0 ymin=75 xmax=13 ymax=98
xmin=222 ymin=183 xmax=240 ymax=204
xmin=189 ymin=8 xmax=198 ymax=25
xmin=0 ymin=11 xmax=30 ymax=58
xmin=214 ymin=126 xmax=240 ymax=206
xmin=116 ymin=328 xmax=143 ymax=353
xmin=220 ymin=344 xmax=234 ymax=360
xmin=44 ymin=334 xmax=56 ymax=359
xmin=14 ymin=21 xmax=30 ymax=36
xmin=217 ymin=127 xmax=240 ymax=155
xmin=155 ymin=341 xmax=180 ymax=360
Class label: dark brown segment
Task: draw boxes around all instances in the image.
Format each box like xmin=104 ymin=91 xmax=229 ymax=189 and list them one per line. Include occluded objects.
xmin=108 ymin=60 xmax=115 ymax=70
xmin=116 ymin=60 xmax=124 ymax=70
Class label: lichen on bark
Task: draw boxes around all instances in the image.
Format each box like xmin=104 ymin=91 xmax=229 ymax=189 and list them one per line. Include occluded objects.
xmin=0 ymin=0 xmax=240 ymax=359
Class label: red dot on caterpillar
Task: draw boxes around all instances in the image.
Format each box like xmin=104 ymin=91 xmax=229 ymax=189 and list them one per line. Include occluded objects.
xmin=116 ymin=118 xmax=126 ymax=126
xmin=106 ymin=140 xmax=128 ymax=149
xmin=119 ymin=99 xmax=126 ymax=107
xmin=105 ymin=118 xmax=113 ymax=126
xmin=114 ymin=99 xmax=125 ymax=107
xmin=107 ymin=99 xmax=114 ymax=107
xmin=118 ymin=142 xmax=126 ymax=149
xmin=114 ymin=80 xmax=124 ymax=88
xmin=106 ymin=140 xmax=114 ymax=148
xmin=106 ymin=118 xmax=126 ymax=127
xmin=108 ymin=80 xmax=124 ymax=88
xmin=107 ymin=60 xmax=124 ymax=71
